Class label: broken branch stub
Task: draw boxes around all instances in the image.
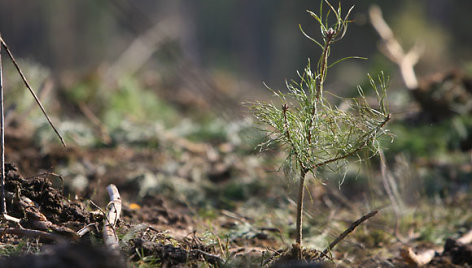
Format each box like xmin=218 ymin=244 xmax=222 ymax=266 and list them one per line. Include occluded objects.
xmin=103 ymin=184 xmax=122 ymax=252
xmin=369 ymin=5 xmax=421 ymax=89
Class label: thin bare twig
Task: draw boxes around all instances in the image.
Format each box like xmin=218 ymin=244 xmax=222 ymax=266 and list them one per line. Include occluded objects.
xmin=0 ymin=227 xmax=62 ymax=241
xmin=0 ymin=36 xmax=66 ymax=147
xmin=323 ymin=210 xmax=379 ymax=254
xmin=0 ymin=34 xmax=6 ymax=215
xmin=89 ymin=199 xmax=107 ymax=216
xmin=1 ymin=213 xmax=21 ymax=224
xmin=77 ymin=223 xmax=99 ymax=237
xmin=192 ymin=249 xmax=224 ymax=266
xmin=103 ymin=184 xmax=122 ymax=251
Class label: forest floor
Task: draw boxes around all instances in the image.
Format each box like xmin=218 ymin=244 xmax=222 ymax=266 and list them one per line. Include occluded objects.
xmin=0 ymin=118 xmax=471 ymax=268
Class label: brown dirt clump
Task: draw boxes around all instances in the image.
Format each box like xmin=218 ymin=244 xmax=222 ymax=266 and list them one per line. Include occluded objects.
xmin=3 ymin=163 xmax=96 ymax=232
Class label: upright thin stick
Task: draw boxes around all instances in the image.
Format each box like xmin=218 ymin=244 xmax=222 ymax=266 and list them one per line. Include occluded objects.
xmin=103 ymin=184 xmax=122 ymax=252
xmin=0 ymin=36 xmax=6 ymax=214
xmin=0 ymin=36 xmax=66 ymax=147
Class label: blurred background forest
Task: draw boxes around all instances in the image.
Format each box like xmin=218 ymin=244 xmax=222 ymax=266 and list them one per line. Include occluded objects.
xmin=1 ymin=1 xmax=472 ymax=266
xmin=1 ymin=0 xmax=472 ymax=114
xmin=1 ymin=0 xmax=471 ymax=159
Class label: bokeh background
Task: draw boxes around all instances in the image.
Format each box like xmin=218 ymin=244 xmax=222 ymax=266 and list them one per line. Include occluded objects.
xmin=1 ymin=1 xmax=472 ymax=265
xmin=1 ymin=0 xmax=471 ymax=114
xmin=1 ymin=0 xmax=472 ymax=196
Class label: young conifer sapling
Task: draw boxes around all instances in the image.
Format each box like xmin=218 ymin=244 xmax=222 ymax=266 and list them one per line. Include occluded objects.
xmin=251 ymin=1 xmax=390 ymax=259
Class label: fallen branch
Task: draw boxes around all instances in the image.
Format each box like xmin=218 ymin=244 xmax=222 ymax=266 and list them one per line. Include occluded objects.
xmin=1 ymin=213 xmax=21 ymax=223
xmin=400 ymin=246 xmax=435 ymax=267
xmin=192 ymin=249 xmax=224 ymax=266
xmin=457 ymin=229 xmax=472 ymax=245
xmin=369 ymin=5 xmax=422 ymax=89
xmin=323 ymin=210 xmax=378 ymax=255
xmin=0 ymin=227 xmax=62 ymax=241
xmin=103 ymin=184 xmax=122 ymax=251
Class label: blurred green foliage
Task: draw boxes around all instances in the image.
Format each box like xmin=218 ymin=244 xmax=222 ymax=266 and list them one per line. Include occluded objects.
xmin=102 ymin=77 xmax=178 ymax=129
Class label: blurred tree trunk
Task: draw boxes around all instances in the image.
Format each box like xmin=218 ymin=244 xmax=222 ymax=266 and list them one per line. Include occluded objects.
xmin=234 ymin=0 xmax=265 ymax=80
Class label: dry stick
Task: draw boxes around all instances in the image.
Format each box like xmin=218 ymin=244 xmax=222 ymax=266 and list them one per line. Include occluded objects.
xmin=369 ymin=5 xmax=422 ymax=90
xmin=77 ymin=223 xmax=99 ymax=237
xmin=458 ymin=229 xmax=472 ymax=245
xmin=0 ymin=36 xmax=66 ymax=147
xmin=400 ymin=220 xmax=472 ymax=266
xmin=0 ymin=35 xmax=5 ymax=215
xmin=192 ymin=249 xmax=224 ymax=266
xmin=0 ymin=227 xmax=62 ymax=241
xmin=103 ymin=184 xmax=122 ymax=252
xmin=322 ymin=210 xmax=378 ymax=255
xmin=400 ymin=247 xmax=435 ymax=267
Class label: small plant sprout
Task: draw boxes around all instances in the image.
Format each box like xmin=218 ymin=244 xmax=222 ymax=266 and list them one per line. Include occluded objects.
xmin=250 ymin=1 xmax=390 ymax=259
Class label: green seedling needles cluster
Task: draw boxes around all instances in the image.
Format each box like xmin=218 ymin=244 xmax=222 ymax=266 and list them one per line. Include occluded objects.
xmin=251 ymin=1 xmax=390 ymax=259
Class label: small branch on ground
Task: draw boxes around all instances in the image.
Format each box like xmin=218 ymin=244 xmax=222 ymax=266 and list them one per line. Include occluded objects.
xmin=323 ymin=210 xmax=379 ymax=255
xmin=1 ymin=213 xmax=21 ymax=224
xmin=103 ymin=184 xmax=122 ymax=252
xmin=458 ymin=229 xmax=472 ymax=245
xmin=400 ymin=246 xmax=435 ymax=267
xmin=192 ymin=249 xmax=224 ymax=266
xmin=0 ymin=227 xmax=63 ymax=241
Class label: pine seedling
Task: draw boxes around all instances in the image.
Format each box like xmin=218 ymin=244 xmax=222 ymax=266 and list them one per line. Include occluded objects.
xmin=250 ymin=1 xmax=390 ymax=259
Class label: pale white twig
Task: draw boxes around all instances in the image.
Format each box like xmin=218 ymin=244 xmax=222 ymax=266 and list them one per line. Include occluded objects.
xmin=400 ymin=246 xmax=435 ymax=267
xmin=103 ymin=184 xmax=122 ymax=251
xmin=369 ymin=5 xmax=423 ymax=89
xmin=457 ymin=229 xmax=472 ymax=245
xmin=77 ymin=223 xmax=99 ymax=237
